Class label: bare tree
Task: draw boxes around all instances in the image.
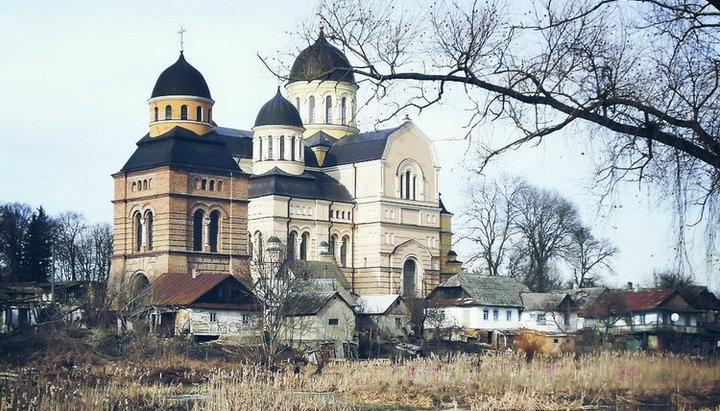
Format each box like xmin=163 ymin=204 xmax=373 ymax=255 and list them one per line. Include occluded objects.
xmin=54 ymin=212 xmax=86 ymax=282
xmin=461 ymin=175 xmax=526 ymax=275
xmin=300 ymin=0 xmax=720 ymax=265
xmin=651 ymin=269 xmax=695 ymax=288
xmin=77 ymin=223 xmax=113 ymax=283
xmin=564 ymin=226 xmax=617 ymax=287
xmin=509 ymin=185 xmax=581 ymax=292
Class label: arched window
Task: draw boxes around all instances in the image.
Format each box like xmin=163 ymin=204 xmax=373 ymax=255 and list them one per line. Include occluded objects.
xmin=247 ymin=232 xmax=253 ymax=257
xmin=341 ymin=211 xmax=346 ymax=219
xmin=201 ymin=179 xmax=207 ymax=190
xmin=154 ymin=107 xmax=159 ymax=122
xmin=300 ymin=232 xmax=309 ymax=261
xmin=255 ymin=232 xmax=263 ymax=262
xmin=209 ymin=180 xmax=215 ymax=191
xmin=340 ymin=236 xmax=349 ymax=267
xmin=308 ymin=96 xmax=315 ymax=123
xmin=217 ymin=181 xmax=223 ymax=191
xmin=279 ymin=136 xmax=285 ymax=160
xmin=258 ymin=136 xmax=263 ymax=160
xmin=196 ymin=106 xmax=203 ymax=122
xmin=131 ymin=182 xmax=137 ymax=192
xmin=412 ymin=176 xmax=417 ymax=200
xmin=403 ymin=259 xmax=417 ymax=297
xmin=193 ymin=210 xmax=204 ymax=251
xmin=145 ymin=211 xmax=154 ymax=251
xmin=288 ymin=231 xmax=298 ymax=260
xmin=208 ymin=108 xmax=213 ymax=123
xmin=131 ymin=274 xmax=150 ymax=306
xmin=165 ymin=105 xmax=172 ymax=120
xmin=291 ymin=136 xmax=296 ymax=161
xmin=142 ymin=179 xmax=148 ymax=190
xmin=268 ymin=136 xmax=274 ymax=159
xmin=296 ymin=98 xmax=300 ymax=110
xmin=405 ymin=171 xmax=411 ymax=200
xmin=341 ymin=97 xmax=347 ymax=125
xmin=133 ymin=212 xmax=142 ymax=252
xmin=325 ymin=96 xmax=332 ymax=123
xmin=181 ymin=105 xmax=188 ymax=120
xmin=194 ymin=178 xmax=200 ymax=189
xmin=330 ymin=234 xmax=338 ymax=256
xmin=209 ymin=211 xmax=220 ymax=252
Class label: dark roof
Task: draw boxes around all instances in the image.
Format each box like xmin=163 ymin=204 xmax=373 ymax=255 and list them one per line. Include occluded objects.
xmin=305 ymin=131 xmax=337 ymax=148
xmin=429 ymin=274 xmax=530 ymax=307
xmin=151 ymin=52 xmax=211 ymax=99
xmin=586 ymin=288 xmax=698 ymax=317
xmin=249 ymin=168 xmax=354 ymax=202
xmin=563 ymin=287 xmax=607 ymax=316
xmin=521 ymin=293 xmax=572 ymax=311
xmin=212 ymin=126 xmax=254 ymax=158
xmin=677 ymin=286 xmax=720 ymax=311
xmin=152 ymin=273 xmax=230 ymax=305
xmin=439 ymin=195 xmax=452 ymax=215
xmin=289 ymin=30 xmax=356 ymax=84
xmin=118 ymin=127 xmax=245 ymax=175
xmin=323 ymin=126 xmax=401 ymax=166
xmin=254 ymin=88 xmax=304 ymax=128
xmin=285 ymin=291 xmax=350 ymax=316
xmin=293 ymin=261 xmax=351 ymax=289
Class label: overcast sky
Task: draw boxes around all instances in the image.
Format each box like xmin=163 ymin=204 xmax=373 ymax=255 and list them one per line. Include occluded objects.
xmin=1 ymin=1 xmax=716 ymax=290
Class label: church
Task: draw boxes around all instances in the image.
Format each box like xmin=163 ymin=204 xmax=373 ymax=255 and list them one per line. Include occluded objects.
xmin=108 ymin=29 xmax=462 ymax=299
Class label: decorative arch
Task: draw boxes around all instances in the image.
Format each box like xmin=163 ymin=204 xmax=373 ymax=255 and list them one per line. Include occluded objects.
xmin=402 ymin=256 xmax=419 ymax=297
xmin=130 ymin=272 xmax=150 ymax=304
xmin=300 ymin=232 xmax=310 ymax=261
xmin=396 ymin=158 xmax=425 ymax=201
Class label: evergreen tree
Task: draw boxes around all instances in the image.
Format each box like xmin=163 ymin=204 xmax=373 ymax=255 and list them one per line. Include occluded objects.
xmin=21 ymin=206 xmax=54 ymax=283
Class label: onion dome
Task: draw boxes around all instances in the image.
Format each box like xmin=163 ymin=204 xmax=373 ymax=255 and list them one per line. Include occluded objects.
xmin=289 ymin=30 xmax=355 ymax=84
xmin=254 ymin=88 xmax=303 ymax=128
xmin=151 ymin=52 xmax=212 ymax=99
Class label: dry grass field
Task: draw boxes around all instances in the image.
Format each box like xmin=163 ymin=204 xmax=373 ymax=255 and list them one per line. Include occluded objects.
xmin=1 ymin=329 xmax=719 ymax=410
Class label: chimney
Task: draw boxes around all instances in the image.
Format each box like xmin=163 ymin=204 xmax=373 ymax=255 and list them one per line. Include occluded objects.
xmin=625 ymin=281 xmax=633 ymax=291
xmin=192 ymin=268 xmax=200 ymax=279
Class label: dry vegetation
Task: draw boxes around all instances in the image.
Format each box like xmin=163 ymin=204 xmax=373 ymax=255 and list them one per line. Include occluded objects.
xmin=1 ymin=328 xmax=719 ymax=410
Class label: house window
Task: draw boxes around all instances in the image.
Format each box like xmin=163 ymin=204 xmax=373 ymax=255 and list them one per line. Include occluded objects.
xmin=536 ymin=313 xmax=547 ymax=325
xmin=150 ymin=314 xmax=161 ymax=326
xmin=395 ymin=318 xmax=402 ymax=328
xmin=493 ymin=309 xmax=499 ymax=321
xmin=241 ymin=314 xmax=249 ymax=324
xmin=181 ymin=104 xmax=188 ymax=120
xmin=483 ymin=309 xmax=489 ymax=320
xmin=553 ymin=338 xmax=559 ymax=343
xmin=639 ymin=313 xmax=646 ymax=324
xmin=506 ymin=310 xmax=512 ymax=321
xmin=564 ymin=313 xmax=570 ymax=326
xmin=328 ymin=318 xmax=339 ymax=325
xmin=209 ymin=312 xmax=217 ymax=323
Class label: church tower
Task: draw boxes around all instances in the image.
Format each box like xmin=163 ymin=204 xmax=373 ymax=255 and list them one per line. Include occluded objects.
xmin=285 ymin=30 xmax=359 ymax=139
xmin=109 ymin=52 xmax=250 ymax=294
xmin=252 ymin=88 xmax=306 ymax=175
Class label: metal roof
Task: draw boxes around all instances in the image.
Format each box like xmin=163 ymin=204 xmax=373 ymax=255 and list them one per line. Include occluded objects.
xmin=254 ymin=88 xmax=304 ymax=128
xmin=323 ymin=127 xmax=401 ymax=166
xmin=151 ymin=272 xmax=250 ymax=306
xmin=521 ymin=292 xmax=571 ymax=311
xmin=284 ymin=291 xmax=352 ymax=316
xmin=151 ymin=52 xmax=211 ymax=99
xmin=288 ymin=30 xmax=356 ymax=84
xmin=248 ymin=168 xmax=354 ymax=202
xmin=356 ymin=294 xmax=401 ymax=315
xmin=587 ymin=288 xmax=698 ymax=317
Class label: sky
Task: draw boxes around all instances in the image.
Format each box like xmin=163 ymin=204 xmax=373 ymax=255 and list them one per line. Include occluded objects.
xmin=0 ymin=1 xmax=716 ymax=290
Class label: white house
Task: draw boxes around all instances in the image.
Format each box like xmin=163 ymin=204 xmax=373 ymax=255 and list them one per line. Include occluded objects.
xmin=519 ymin=292 xmax=577 ymax=333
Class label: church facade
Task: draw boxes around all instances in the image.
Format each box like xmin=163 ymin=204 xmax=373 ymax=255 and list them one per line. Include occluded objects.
xmin=109 ymin=31 xmax=461 ymax=298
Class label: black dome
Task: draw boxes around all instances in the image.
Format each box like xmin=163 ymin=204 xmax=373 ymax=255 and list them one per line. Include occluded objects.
xmin=151 ymin=52 xmax=212 ymax=99
xmin=254 ymin=88 xmax=304 ymax=128
xmin=289 ymin=31 xmax=356 ymax=84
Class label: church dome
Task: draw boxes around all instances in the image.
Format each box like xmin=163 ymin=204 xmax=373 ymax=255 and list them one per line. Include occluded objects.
xmin=289 ymin=30 xmax=355 ymax=84
xmin=254 ymin=88 xmax=304 ymax=128
xmin=151 ymin=52 xmax=212 ymax=99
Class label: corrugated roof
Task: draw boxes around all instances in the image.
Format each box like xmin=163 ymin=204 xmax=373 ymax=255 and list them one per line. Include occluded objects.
xmin=521 ymin=293 xmax=570 ymax=311
xmin=356 ymin=294 xmax=401 ymax=315
xmin=431 ymin=274 xmax=530 ymax=307
xmin=152 ymin=273 xmax=235 ymax=306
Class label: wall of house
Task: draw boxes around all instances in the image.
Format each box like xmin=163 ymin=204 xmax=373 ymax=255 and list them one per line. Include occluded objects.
xmin=179 ymin=308 xmax=259 ymax=340
xmin=427 ymin=306 xmax=522 ymax=330
xmin=519 ymin=310 xmax=577 ymax=333
xmin=283 ymin=297 xmax=355 ymax=344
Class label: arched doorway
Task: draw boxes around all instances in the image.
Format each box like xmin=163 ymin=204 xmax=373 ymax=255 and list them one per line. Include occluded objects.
xmin=402 ymin=259 xmax=417 ymax=297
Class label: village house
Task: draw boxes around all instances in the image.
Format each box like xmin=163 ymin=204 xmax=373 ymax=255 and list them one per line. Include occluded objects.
xmin=425 ymin=274 xmax=529 ymax=347
xmin=150 ymin=272 xmax=261 ymax=341
xmin=519 ymin=292 xmax=577 ymax=353
xmin=0 ymin=284 xmax=41 ymax=334
xmin=677 ymin=286 xmax=720 ymax=354
xmin=356 ymin=294 xmax=410 ymax=339
xmin=282 ymin=291 xmax=357 ymax=358
xmin=582 ymin=287 xmax=703 ymax=352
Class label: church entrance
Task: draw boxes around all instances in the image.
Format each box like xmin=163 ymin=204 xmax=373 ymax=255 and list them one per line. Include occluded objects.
xmin=402 ymin=259 xmax=417 ymax=297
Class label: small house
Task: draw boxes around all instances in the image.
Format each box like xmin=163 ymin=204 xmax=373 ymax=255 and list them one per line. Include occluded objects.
xmin=151 ymin=272 xmax=261 ymax=341
xmin=520 ymin=292 xmax=576 ymax=333
xmin=356 ymin=294 xmax=410 ymax=339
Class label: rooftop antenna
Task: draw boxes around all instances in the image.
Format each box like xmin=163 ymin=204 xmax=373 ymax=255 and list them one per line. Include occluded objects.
xmin=178 ymin=25 xmax=186 ymax=53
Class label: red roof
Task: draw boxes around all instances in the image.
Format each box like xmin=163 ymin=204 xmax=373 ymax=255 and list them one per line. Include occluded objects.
xmin=588 ymin=288 xmax=696 ymax=317
xmin=151 ymin=273 xmax=241 ymax=306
